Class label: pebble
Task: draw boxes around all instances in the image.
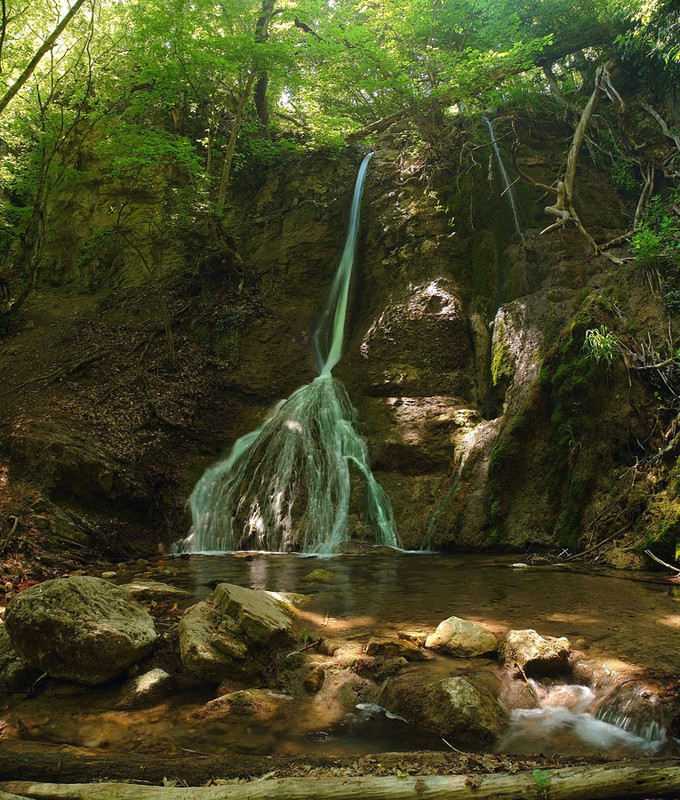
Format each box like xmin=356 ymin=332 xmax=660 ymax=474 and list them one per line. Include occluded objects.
xmin=101 ymin=571 xmax=117 ymax=580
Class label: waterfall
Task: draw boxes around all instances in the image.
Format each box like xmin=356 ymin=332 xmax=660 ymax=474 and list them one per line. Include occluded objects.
xmin=182 ymin=154 xmax=400 ymax=554
xmin=482 ymin=116 xmax=525 ymax=245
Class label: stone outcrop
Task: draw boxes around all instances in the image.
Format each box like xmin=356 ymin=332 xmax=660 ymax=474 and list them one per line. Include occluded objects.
xmin=178 ymin=582 xmax=297 ymax=683
xmin=425 ymin=616 xmax=498 ymax=657
xmin=4 ymin=576 xmax=157 ymax=685
xmin=499 ymin=629 xmax=570 ymax=677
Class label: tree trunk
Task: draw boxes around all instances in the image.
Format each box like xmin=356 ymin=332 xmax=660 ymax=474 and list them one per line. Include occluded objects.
xmin=0 ymin=0 xmax=88 ymax=116
xmin=216 ymin=68 xmax=257 ymax=211
xmin=4 ymin=760 xmax=680 ymax=800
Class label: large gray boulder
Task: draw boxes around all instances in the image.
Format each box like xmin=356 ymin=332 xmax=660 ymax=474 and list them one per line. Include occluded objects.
xmin=179 ymin=583 xmax=297 ymax=683
xmin=0 ymin=625 xmax=38 ymax=690
xmin=499 ymin=629 xmax=570 ymax=677
xmin=4 ymin=576 xmax=157 ymax=685
xmin=384 ymin=671 xmax=506 ymax=746
xmin=425 ymin=616 xmax=498 ymax=657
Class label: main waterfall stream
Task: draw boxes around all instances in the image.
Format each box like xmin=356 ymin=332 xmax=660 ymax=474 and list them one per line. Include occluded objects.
xmin=183 ymin=154 xmax=398 ymax=554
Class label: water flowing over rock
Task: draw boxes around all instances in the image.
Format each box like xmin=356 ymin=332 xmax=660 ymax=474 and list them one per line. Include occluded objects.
xmin=178 ymin=582 xmax=297 ymax=683
xmin=425 ymin=616 xmax=498 ymax=657
xmin=499 ymin=629 xmax=571 ymax=677
xmin=3 ymin=576 xmax=157 ymax=685
xmin=184 ymin=154 xmax=399 ymax=554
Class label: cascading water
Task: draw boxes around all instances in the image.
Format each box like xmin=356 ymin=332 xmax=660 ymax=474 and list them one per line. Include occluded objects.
xmin=482 ymin=115 xmax=525 ymax=245
xmin=182 ymin=154 xmax=399 ymax=554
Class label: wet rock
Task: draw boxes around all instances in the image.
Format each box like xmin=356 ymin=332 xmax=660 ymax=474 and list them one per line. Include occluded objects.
xmin=384 ymin=672 xmax=506 ymax=746
xmin=303 ymin=569 xmax=334 ymax=583
xmin=4 ymin=576 xmax=157 ymax=685
xmin=303 ymin=665 xmax=326 ymax=693
xmin=399 ymin=631 xmax=428 ymax=647
xmin=178 ymin=582 xmax=297 ymax=683
xmin=499 ymin=629 xmax=570 ymax=677
xmin=116 ymin=668 xmax=172 ymax=709
xmin=353 ymin=278 xmax=474 ymax=398
xmin=0 ymin=625 xmax=39 ymax=690
xmin=318 ymin=638 xmax=343 ymax=656
xmin=194 ymin=688 xmax=294 ymax=721
xmin=121 ymin=579 xmax=191 ymax=604
xmin=365 ymin=637 xmax=426 ymax=661
xmin=425 ymin=616 xmax=498 ymax=657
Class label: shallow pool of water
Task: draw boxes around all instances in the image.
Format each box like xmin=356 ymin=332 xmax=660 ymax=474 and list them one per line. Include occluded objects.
xmin=2 ymin=552 xmax=678 ymax=759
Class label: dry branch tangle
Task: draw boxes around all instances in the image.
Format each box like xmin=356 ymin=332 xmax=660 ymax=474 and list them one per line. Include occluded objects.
xmin=4 ymin=760 xmax=680 ymax=800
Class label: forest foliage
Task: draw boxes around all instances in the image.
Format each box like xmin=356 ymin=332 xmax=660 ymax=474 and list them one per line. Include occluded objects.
xmin=0 ymin=0 xmax=678 ymax=308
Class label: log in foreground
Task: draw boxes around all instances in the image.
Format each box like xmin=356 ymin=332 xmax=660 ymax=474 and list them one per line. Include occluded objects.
xmin=4 ymin=760 xmax=680 ymax=800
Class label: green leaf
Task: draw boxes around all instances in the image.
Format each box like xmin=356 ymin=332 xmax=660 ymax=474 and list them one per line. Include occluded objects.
xmin=533 ymin=769 xmax=550 ymax=788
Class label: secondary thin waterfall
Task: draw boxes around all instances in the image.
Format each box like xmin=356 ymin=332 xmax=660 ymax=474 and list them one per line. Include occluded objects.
xmin=483 ymin=115 xmax=525 ymax=245
xmin=182 ymin=153 xmax=400 ymax=554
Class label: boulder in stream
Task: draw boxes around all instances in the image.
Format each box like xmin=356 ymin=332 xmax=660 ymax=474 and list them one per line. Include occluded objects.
xmin=425 ymin=616 xmax=498 ymax=657
xmin=116 ymin=667 xmax=173 ymax=709
xmin=384 ymin=671 xmax=506 ymax=746
xmin=0 ymin=625 xmax=39 ymax=690
xmin=499 ymin=629 xmax=570 ymax=677
xmin=179 ymin=582 xmax=297 ymax=683
xmin=120 ymin=579 xmax=191 ymax=604
xmin=3 ymin=576 xmax=157 ymax=685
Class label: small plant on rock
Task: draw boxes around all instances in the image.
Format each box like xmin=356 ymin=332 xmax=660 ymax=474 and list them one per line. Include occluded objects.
xmin=582 ymin=325 xmax=620 ymax=367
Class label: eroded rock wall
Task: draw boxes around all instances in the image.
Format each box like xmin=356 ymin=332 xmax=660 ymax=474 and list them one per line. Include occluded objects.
xmin=1 ymin=115 xmax=677 ymax=562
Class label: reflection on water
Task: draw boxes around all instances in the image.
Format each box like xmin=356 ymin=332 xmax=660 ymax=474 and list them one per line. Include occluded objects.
xmin=2 ymin=553 xmax=678 ymax=758
xmin=175 ymin=552 xmax=680 ymax=678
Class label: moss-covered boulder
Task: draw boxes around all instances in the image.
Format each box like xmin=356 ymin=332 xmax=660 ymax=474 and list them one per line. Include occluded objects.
xmin=384 ymin=671 xmax=506 ymax=746
xmin=4 ymin=576 xmax=157 ymax=685
xmin=178 ymin=582 xmax=297 ymax=683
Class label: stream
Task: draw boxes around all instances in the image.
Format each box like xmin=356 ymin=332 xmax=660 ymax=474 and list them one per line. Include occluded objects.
xmin=2 ymin=553 xmax=679 ymax=759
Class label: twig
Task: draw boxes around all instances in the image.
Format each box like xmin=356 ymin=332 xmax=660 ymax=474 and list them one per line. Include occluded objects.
xmin=180 ymin=748 xmax=211 ymax=757
xmin=568 ymin=525 xmax=629 ymax=561
xmin=285 ymin=638 xmax=322 ymax=657
xmin=516 ymin=662 xmax=540 ymax=708
xmin=644 ymin=549 xmax=680 ymax=574
xmin=2 ymin=515 xmax=18 ymax=553
xmin=441 ymin=738 xmax=487 ymax=766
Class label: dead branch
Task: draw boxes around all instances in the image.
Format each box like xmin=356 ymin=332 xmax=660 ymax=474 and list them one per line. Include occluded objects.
xmin=5 ymin=760 xmax=680 ymax=800
xmin=633 ymin=162 xmax=655 ymax=230
xmin=642 ymin=103 xmax=680 ymax=154
xmin=644 ymin=549 xmax=680 ymax=574
xmin=345 ymin=110 xmax=408 ymax=143
xmin=0 ymin=515 xmax=18 ymax=553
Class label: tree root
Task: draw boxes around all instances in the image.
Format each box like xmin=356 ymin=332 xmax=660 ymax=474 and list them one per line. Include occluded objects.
xmin=0 ymin=347 xmax=109 ymax=399
xmin=515 ymin=65 xmax=628 ymax=265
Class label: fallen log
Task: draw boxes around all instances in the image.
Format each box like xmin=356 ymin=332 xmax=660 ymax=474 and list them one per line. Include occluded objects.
xmin=4 ymin=759 xmax=680 ymax=800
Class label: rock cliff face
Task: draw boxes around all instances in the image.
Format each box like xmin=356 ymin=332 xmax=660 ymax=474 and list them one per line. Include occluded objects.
xmin=0 ymin=113 xmax=677 ymax=563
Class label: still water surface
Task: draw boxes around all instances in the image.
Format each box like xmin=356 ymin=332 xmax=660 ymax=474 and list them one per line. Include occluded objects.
xmin=3 ymin=553 xmax=679 ymax=758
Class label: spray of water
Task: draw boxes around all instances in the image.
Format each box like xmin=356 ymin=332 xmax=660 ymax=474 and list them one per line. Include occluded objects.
xmin=182 ymin=154 xmax=399 ymax=554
